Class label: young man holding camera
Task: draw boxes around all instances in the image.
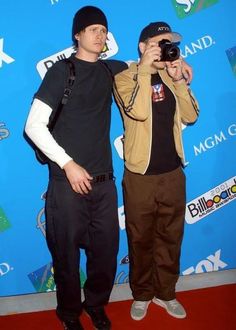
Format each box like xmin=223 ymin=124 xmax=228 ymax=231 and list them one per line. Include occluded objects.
xmin=114 ymin=22 xmax=199 ymax=321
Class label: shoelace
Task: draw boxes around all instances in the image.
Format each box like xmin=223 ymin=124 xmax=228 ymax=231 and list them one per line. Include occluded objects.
xmin=168 ymin=299 xmax=179 ymax=309
xmin=135 ymin=301 xmax=148 ymax=310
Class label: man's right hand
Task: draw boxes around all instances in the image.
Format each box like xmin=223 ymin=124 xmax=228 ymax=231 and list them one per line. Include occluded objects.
xmin=63 ymin=160 xmax=93 ymax=194
xmin=139 ymin=41 xmax=162 ymax=66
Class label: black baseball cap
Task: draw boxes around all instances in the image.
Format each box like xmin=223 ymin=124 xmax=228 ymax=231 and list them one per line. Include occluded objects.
xmin=139 ymin=22 xmax=182 ymax=43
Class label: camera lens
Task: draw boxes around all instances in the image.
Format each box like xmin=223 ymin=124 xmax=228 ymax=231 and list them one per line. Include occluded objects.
xmin=167 ymin=46 xmax=180 ymax=60
xmin=159 ymin=39 xmax=180 ymax=62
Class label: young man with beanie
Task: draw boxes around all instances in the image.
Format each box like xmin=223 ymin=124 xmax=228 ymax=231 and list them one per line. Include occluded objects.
xmin=25 ymin=6 xmax=127 ymax=330
xmin=114 ymin=22 xmax=199 ymax=321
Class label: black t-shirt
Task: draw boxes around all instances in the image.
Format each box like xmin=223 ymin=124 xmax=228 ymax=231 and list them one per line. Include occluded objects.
xmin=35 ymin=55 xmax=127 ymax=176
xmin=145 ymin=72 xmax=181 ymax=175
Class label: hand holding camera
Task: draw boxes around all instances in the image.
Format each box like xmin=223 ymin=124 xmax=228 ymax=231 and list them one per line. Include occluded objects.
xmin=140 ymin=38 xmax=180 ymax=65
xmin=165 ymin=57 xmax=185 ymax=83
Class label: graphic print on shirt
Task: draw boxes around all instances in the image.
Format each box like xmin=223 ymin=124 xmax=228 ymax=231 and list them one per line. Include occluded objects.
xmin=152 ymin=83 xmax=165 ymax=102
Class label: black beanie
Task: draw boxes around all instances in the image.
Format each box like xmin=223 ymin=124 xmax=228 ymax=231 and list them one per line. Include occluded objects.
xmin=72 ymin=6 xmax=108 ymax=42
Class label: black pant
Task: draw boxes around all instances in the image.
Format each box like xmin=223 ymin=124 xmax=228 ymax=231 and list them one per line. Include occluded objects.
xmin=45 ymin=176 xmax=119 ymax=321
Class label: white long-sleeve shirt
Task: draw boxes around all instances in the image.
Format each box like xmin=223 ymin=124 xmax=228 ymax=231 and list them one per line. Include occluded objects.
xmin=25 ymin=98 xmax=72 ymax=168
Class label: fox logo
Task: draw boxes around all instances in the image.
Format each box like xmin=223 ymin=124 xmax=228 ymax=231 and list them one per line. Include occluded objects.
xmin=0 ymin=39 xmax=15 ymax=68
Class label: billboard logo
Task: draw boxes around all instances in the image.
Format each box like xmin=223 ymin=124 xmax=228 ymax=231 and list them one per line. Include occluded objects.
xmin=36 ymin=32 xmax=118 ymax=79
xmin=172 ymin=0 xmax=219 ymax=19
xmin=185 ymin=177 xmax=236 ymax=224
xmin=226 ymin=46 xmax=236 ymax=77
xmin=0 ymin=207 xmax=11 ymax=232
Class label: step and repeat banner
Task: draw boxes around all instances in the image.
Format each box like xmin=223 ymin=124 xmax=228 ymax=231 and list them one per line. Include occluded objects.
xmin=1 ymin=0 xmax=236 ymax=296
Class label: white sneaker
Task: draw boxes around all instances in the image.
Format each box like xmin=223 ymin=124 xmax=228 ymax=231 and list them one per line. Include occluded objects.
xmin=152 ymin=297 xmax=186 ymax=319
xmin=130 ymin=300 xmax=151 ymax=321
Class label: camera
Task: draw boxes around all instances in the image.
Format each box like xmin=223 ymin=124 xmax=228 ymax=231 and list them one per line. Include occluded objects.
xmin=158 ymin=39 xmax=180 ymax=62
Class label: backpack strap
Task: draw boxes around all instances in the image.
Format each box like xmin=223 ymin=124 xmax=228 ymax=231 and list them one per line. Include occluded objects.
xmin=61 ymin=59 xmax=76 ymax=105
xmin=48 ymin=58 xmax=76 ymax=131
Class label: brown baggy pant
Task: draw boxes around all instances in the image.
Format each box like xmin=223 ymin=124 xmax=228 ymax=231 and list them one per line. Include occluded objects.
xmin=123 ymin=166 xmax=186 ymax=301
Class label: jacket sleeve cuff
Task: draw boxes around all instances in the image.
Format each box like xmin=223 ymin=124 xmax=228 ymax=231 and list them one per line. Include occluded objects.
xmin=137 ymin=64 xmax=153 ymax=75
xmin=173 ymin=81 xmax=190 ymax=95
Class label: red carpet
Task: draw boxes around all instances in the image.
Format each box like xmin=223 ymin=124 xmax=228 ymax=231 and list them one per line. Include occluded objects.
xmin=1 ymin=284 xmax=236 ymax=330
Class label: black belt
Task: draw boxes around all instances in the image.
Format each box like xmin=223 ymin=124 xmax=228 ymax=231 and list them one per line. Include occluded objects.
xmin=92 ymin=172 xmax=114 ymax=184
